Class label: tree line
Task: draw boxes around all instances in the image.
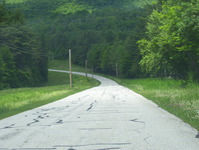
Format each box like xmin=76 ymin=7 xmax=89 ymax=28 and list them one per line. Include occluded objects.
xmin=1 ymin=0 xmax=198 ymax=90
xmin=36 ymin=0 xmax=198 ymax=80
xmin=0 ymin=2 xmax=48 ymax=90
xmin=35 ymin=1 xmax=151 ymax=78
xmin=138 ymin=0 xmax=199 ymax=80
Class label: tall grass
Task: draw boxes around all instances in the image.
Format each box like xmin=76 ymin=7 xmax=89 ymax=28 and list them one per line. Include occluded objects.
xmin=114 ymin=78 xmax=199 ymax=130
xmin=0 ymin=70 xmax=99 ymax=120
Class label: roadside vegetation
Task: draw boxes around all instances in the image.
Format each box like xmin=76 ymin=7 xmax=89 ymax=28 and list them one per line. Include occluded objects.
xmin=0 ymin=61 xmax=99 ymax=120
xmin=113 ymin=77 xmax=199 ymax=130
xmin=1 ymin=0 xmax=198 ymax=131
xmin=2 ymin=0 xmax=198 ymax=87
xmin=48 ymin=59 xmax=91 ymax=73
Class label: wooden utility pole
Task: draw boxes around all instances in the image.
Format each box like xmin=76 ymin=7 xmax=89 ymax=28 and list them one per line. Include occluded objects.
xmin=116 ymin=63 xmax=119 ymax=77
xmin=85 ymin=60 xmax=88 ymax=77
xmin=69 ymin=49 xmax=72 ymax=88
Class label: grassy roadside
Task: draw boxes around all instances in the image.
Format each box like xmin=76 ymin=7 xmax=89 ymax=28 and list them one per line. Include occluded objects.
xmin=48 ymin=59 xmax=91 ymax=72
xmin=48 ymin=60 xmax=199 ymax=130
xmin=112 ymin=77 xmax=199 ymax=130
xmin=0 ymin=61 xmax=99 ymax=120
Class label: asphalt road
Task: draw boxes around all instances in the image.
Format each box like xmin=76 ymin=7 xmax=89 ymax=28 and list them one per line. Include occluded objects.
xmin=0 ymin=69 xmax=199 ymax=150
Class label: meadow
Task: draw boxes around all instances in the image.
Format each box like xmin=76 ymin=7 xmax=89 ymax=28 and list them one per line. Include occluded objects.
xmin=0 ymin=61 xmax=99 ymax=120
xmin=48 ymin=59 xmax=89 ymax=72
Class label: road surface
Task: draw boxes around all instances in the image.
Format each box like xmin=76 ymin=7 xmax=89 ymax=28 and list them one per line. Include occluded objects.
xmin=0 ymin=69 xmax=198 ymax=150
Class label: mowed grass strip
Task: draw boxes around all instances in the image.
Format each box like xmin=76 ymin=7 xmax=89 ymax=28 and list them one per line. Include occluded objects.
xmin=0 ymin=71 xmax=99 ymax=120
xmin=114 ymin=78 xmax=199 ymax=130
xmin=48 ymin=59 xmax=90 ymax=72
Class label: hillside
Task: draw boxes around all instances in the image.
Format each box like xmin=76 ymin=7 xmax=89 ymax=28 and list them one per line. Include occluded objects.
xmin=5 ymin=0 xmax=156 ymax=19
xmin=4 ymin=0 xmax=156 ymax=78
xmin=3 ymin=0 xmax=198 ymax=81
xmin=1 ymin=0 xmax=199 ymax=135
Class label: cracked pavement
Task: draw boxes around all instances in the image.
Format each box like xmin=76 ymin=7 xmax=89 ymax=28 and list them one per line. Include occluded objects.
xmin=0 ymin=69 xmax=199 ymax=150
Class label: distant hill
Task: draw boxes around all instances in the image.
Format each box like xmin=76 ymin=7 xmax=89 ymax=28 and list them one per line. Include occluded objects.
xmin=5 ymin=0 xmax=157 ymax=19
xmin=3 ymin=0 xmax=157 ymax=78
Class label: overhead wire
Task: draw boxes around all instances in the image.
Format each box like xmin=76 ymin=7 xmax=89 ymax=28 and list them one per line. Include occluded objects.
xmin=0 ymin=43 xmax=48 ymax=57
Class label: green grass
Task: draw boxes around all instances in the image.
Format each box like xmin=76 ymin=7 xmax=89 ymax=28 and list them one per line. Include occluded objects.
xmin=49 ymin=60 xmax=199 ymax=130
xmin=113 ymin=78 xmax=199 ymax=130
xmin=2 ymin=59 xmax=198 ymax=131
xmin=48 ymin=59 xmax=90 ymax=72
xmin=0 ymin=66 xmax=99 ymax=120
xmin=48 ymin=59 xmax=94 ymax=75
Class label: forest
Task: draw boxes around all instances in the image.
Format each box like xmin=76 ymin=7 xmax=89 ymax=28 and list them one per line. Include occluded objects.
xmin=0 ymin=1 xmax=48 ymax=89
xmin=0 ymin=0 xmax=198 ymax=89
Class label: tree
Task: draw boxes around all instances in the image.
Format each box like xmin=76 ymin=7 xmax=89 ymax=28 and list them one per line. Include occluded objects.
xmin=138 ymin=0 xmax=199 ymax=80
xmin=0 ymin=3 xmax=48 ymax=89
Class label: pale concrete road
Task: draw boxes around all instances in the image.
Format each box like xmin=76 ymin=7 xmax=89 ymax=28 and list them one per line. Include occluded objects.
xmin=0 ymin=69 xmax=199 ymax=150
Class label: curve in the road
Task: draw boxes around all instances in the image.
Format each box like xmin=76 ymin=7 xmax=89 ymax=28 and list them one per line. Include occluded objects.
xmin=0 ymin=69 xmax=199 ymax=150
xmin=48 ymin=69 xmax=118 ymax=86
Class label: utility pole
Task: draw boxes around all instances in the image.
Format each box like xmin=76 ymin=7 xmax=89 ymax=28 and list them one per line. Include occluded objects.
xmin=116 ymin=63 xmax=119 ymax=77
xmin=85 ymin=60 xmax=88 ymax=77
xmin=69 ymin=49 xmax=72 ymax=88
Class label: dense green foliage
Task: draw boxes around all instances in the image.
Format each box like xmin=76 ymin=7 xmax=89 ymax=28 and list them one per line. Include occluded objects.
xmin=5 ymin=0 xmax=155 ymax=78
xmin=1 ymin=0 xmax=198 ymax=130
xmin=138 ymin=0 xmax=199 ymax=80
xmin=0 ymin=1 xmax=48 ymax=89
xmin=1 ymin=0 xmax=199 ymax=89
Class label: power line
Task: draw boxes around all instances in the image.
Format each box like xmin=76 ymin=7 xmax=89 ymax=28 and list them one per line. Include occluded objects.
xmin=0 ymin=43 xmax=48 ymax=57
